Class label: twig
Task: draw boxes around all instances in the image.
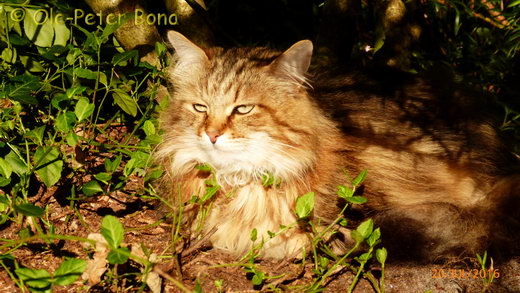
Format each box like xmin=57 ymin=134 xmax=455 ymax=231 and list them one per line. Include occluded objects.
xmin=153 ymin=266 xmax=191 ymax=293
xmin=181 ymin=227 xmax=217 ymax=256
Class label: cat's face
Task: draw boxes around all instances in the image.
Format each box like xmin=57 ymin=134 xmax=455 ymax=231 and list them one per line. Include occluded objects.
xmin=159 ymin=32 xmax=319 ymax=185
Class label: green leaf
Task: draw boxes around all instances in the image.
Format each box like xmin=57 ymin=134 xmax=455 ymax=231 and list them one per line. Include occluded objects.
xmin=142 ymin=120 xmax=156 ymax=136
xmin=101 ymin=215 xmax=124 ymax=248
xmin=0 ymin=157 xmax=12 ymax=178
xmin=112 ymin=90 xmax=138 ymax=117
xmin=51 ymin=94 xmax=69 ymax=110
xmin=295 ymin=192 xmax=314 ymax=219
xmin=82 ymin=180 xmax=103 ymax=196
xmin=352 ymin=169 xmax=368 ymax=186
xmin=24 ymin=9 xmax=54 ymax=47
xmin=376 ymin=247 xmax=387 ymax=265
xmin=0 ymin=176 xmax=11 ymax=187
xmin=250 ymin=228 xmax=258 ymax=242
xmin=105 ymin=155 xmax=122 ymax=173
xmin=73 ymin=68 xmax=97 ymax=80
xmin=346 ymin=196 xmax=367 ymax=204
xmin=155 ymin=42 xmax=167 ymax=57
xmin=373 ymin=26 xmax=386 ymax=53
xmin=53 ymin=258 xmax=87 ymax=286
xmin=195 ymin=163 xmax=213 ymax=172
xmin=350 ymin=230 xmax=364 ymax=244
xmin=15 ymin=268 xmax=52 ymax=289
xmin=65 ymin=132 xmax=80 ymax=146
xmin=74 ymin=97 xmax=95 ymax=122
xmin=1 ymin=47 xmax=17 ymax=63
xmin=100 ymin=13 xmax=133 ymax=41
xmin=0 ymin=252 xmax=14 ymax=260
xmin=201 ymin=185 xmax=220 ymax=202
xmin=112 ymin=50 xmax=138 ymax=66
xmin=5 ymin=150 xmax=28 ymax=175
xmin=55 ymin=111 xmax=76 ymax=132
xmin=319 ymin=256 xmax=329 ymax=270
xmin=357 ymin=252 xmax=372 ymax=262
xmin=15 ymin=203 xmax=44 ymax=217
xmin=98 ymin=71 xmax=109 ymax=87
xmin=131 ymin=151 xmax=150 ymax=169
xmin=4 ymin=74 xmax=40 ymax=104
xmin=251 ymin=271 xmax=265 ymax=286
xmin=337 ymin=185 xmax=354 ymax=198
xmin=34 ymin=147 xmax=63 ymax=187
xmin=123 ymin=158 xmax=136 ymax=177
xmin=52 ymin=21 xmax=70 ymax=47
xmin=508 ymin=0 xmax=520 ymax=7
xmin=356 ymin=219 xmax=374 ymax=239
xmin=20 ymin=55 xmax=45 ymax=72
xmin=107 ymin=247 xmax=130 ymax=264
xmin=66 ymin=86 xmax=87 ymax=98
xmin=94 ymin=172 xmax=112 ymax=184
xmin=25 ymin=126 xmax=45 ymax=145
xmin=367 ymin=227 xmax=381 ymax=247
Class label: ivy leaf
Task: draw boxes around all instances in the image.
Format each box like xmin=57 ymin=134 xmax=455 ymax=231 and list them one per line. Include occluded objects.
xmin=34 ymin=146 xmax=63 ymax=187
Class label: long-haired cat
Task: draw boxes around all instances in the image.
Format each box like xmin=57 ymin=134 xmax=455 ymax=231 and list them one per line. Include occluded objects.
xmin=155 ymin=31 xmax=520 ymax=262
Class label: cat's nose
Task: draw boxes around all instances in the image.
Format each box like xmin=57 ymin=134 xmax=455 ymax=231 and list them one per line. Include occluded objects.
xmin=205 ymin=129 xmax=221 ymax=144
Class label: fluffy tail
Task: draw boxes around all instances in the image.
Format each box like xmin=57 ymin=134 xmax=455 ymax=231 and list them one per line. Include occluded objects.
xmin=374 ymin=174 xmax=520 ymax=263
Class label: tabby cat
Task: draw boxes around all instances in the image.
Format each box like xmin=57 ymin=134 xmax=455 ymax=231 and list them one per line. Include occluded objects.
xmin=155 ymin=31 xmax=519 ymax=261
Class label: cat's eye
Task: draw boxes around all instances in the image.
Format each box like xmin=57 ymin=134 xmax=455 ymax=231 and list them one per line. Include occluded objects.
xmin=193 ymin=104 xmax=208 ymax=113
xmin=234 ymin=105 xmax=255 ymax=115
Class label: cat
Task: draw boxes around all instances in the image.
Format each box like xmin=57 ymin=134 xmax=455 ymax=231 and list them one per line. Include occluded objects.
xmin=154 ymin=30 xmax=520 ymax=262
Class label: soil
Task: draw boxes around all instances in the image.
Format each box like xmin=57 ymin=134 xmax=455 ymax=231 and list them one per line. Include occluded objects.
xmin=1 ymin=180 xmax=519 ymax=293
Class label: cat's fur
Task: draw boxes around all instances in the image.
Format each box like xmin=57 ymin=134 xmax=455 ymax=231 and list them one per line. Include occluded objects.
xmin=155 ymin=31 xmax=520 ymax=262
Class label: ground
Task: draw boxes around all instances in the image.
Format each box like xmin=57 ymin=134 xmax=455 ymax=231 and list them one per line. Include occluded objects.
xmin=1 ymin=182 xmax=519 ymax=293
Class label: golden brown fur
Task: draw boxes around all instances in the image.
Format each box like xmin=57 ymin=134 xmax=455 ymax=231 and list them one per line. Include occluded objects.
xmin=155 ymin=31 xmax=520 ymax=262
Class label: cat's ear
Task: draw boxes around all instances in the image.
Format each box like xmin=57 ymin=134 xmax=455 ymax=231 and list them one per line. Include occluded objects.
xmin=167 ymin=30 xmax=209 ymax=69
xmin=270 ymin=40 xmax=313 ymax=84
